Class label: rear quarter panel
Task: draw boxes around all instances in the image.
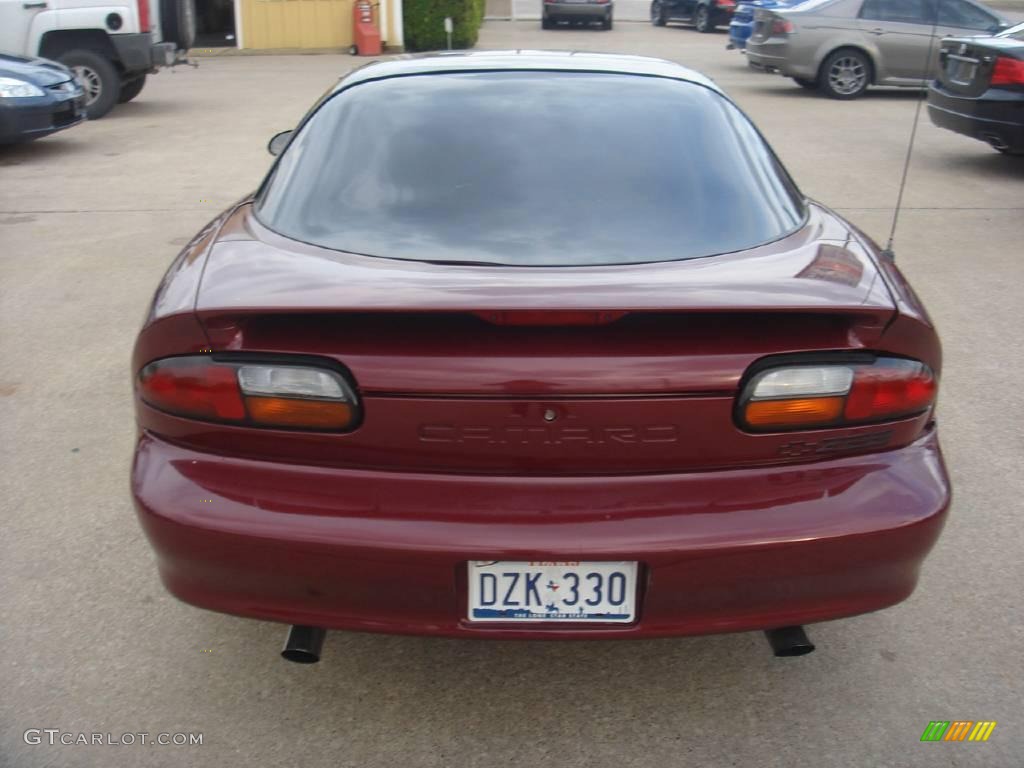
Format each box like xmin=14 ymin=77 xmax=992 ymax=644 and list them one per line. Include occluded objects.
xmin=790 ymin=0 xmax=883 ymax=79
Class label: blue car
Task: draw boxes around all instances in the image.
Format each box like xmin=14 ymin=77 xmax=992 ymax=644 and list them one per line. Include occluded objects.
xmin=728 ymin=0 xmax=791 ymax=50
xmin=0 ymin=54 xmax=85 ymax=144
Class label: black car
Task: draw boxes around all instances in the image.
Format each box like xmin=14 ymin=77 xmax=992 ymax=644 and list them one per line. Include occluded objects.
xmin=651 ymin=0 xmax=735 ymax=32
xmin=928 ymin=22 xmax=1024 ymax=155
xmin=0 ymin=53 xmax=86 ymax=145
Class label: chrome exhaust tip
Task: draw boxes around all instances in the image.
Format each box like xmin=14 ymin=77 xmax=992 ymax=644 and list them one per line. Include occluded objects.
xmin=764 ymin=625 xmax=815 ymax=657
xmin=281 ymin=626 xmax=326 ymax=664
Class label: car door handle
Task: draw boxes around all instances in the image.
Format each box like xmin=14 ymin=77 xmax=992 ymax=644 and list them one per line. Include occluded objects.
xmin=23 ymin=1 xmax=47 ymax=7
xmin=869 ymin=27 xmax=884 ymax=35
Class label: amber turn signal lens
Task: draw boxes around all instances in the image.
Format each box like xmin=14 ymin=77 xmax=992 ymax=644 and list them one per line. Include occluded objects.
xmin=245 ymin=397 xmax=355 ymax=429
xmin=743 ymin=396 xmax=844 ymax=429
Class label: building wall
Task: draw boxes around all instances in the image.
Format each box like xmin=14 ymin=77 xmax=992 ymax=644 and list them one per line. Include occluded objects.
xmin=239 ymin=0 xmax=402 ymax=49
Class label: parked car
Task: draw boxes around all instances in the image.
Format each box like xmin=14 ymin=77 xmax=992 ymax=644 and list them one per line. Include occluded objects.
xmin=132 ymin=51 xmax=949 ymax=663
xmin=542 ymin=0 xmax=614 ymax=29
xmin=0 ymin=0 xmax=195 ymax=119
xmin=0 ymin=53 xmax=85 ymax=143
xmin=728 ymin=0 xmax=791 ymax=50
xmin=651 ymin=0 xmax=736 ymax=33
xmin=746 ymin=0 xmax=1011 ymax=98
xmin=928 ymin=21 xmax=1024 ymax=154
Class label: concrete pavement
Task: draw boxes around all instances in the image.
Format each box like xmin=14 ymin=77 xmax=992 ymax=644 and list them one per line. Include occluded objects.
xmin=1 ymin=21 xmax=1023 ymax=768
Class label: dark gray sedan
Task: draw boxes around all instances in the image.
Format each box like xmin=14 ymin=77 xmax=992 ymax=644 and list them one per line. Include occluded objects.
xmin=928 ymin=22 xmax=1024 ymax=154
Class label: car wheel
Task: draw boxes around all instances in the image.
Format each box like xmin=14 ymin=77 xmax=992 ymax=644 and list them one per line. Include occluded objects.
xmin=602 ymin=11 xmax=612 ymax=28
xmin=792 ymin=77 xmax=817 ymax=90
xmin=651 ymin=0 xmax=667 ymax=25
xmin=349 ymin=44 xmax=359 ymax=54
xmin=542 ymin=14 xmax=554 ymax=28
xmin=820 ymin=49 xmax=871 ymax=100
xmin=117 ymin=74 xmax=147 ymax=104
xmin=695 ymin=5 xmax=713 ymax=32
xmin=59 ymin=50 xmax=120 ymax=120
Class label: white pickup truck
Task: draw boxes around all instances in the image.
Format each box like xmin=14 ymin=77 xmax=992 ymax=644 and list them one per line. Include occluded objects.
xmin=0 ymin=0 xmax=194 ymax=118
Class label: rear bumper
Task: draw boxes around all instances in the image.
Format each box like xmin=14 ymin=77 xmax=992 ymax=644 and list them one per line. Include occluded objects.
xmin=543 ymin=2 xmax=610 ymax=17
xmin=927 ymin=85 xmax=1024 ymax=153
xmin=111 ymin=33 xmax=187 ymax=74
xmin=132 ymin=429 xmax=950 ymax=639
xmin=746 ymin=44 xmax=814 ymax=78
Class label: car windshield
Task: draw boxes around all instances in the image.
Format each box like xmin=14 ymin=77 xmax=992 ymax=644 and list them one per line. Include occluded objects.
xmin=996 ymin=21 xmax=1024 ymax=39
xmin=257 ymin=71 xmax=805 ymax=267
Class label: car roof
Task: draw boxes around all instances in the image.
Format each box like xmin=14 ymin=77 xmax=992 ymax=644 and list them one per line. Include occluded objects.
xmin=335 ymin=50 xmax=722 ymax=93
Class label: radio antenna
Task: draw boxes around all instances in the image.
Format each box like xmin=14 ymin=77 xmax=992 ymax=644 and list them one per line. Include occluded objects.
xmin=882 ymin=6 xmax=942 ymax=260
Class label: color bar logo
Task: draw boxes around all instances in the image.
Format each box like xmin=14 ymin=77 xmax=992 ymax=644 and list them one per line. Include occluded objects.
xmin=921 ymin=721 xmax=997 ymax=742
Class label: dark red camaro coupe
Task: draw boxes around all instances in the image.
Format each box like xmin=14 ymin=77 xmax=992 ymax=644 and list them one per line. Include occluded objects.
xmin=131 ymin=51 xmax=949 ymax=662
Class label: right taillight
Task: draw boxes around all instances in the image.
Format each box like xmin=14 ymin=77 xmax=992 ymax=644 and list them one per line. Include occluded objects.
xmin=738 ymin=357 xmax=936 ymax=432
xmin=991 ymin=56 xmax=1024 ymax=86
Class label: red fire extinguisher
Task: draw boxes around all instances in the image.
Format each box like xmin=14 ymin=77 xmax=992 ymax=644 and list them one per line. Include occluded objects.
xmin=351 ymin=0 xmax=382 ymax=57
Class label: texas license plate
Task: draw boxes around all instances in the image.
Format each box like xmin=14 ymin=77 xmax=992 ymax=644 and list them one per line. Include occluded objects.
xmin=467 ymin=561 xmax=638 ymax=623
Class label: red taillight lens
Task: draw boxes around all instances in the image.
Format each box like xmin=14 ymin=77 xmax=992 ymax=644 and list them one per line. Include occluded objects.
xmin=138 ymin=356 xmax=360 ymax=431
xmin=771 ymin=18 xmax=794 ymax=34
xmin=739 ymin=357 xmax=936 ymax=432
xmin=136 ymin=0 xmax=151 ymax=32
xmin=716 ymin=0 xmax=736 ymax=7
xmin=139 ymin=357 xmax=246 ymax=421
xmin=844 ymin=359 xmax=935 ymax=422
xmin=991 ymin=56 xmax=1024 ymax=86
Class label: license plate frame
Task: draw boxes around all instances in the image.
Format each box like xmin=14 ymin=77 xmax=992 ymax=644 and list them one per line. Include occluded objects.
xmin=947 ymin=56 xmax=977 ymax=86
xmin=467 ymin=561 xmax=638 ymax=624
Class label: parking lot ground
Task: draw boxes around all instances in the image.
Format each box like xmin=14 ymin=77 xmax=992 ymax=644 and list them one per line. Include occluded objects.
xmin=2 ymin=20 xmax=1023 ymax=768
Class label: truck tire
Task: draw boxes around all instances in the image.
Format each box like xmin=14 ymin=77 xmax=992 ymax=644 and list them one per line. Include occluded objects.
xmin=161 ymin=0 xmax=198 ymax=50
xmin=59 ymin=49 xmax=120 ymax=119
xmin=694 ymin=4 xmax=714 ymax=32
xmin=118 ymin=74 xmax=147 ymax=103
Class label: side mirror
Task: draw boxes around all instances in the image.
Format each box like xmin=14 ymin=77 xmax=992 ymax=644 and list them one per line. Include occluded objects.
xmin=268 ymin=130 xmax=294 ymax=156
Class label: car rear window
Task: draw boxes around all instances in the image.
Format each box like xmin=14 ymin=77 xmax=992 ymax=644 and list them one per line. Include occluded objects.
xmin=257 ymin=72 xmax=805 ymax=267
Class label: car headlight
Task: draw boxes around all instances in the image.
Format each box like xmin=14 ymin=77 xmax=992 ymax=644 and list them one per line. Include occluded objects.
xmin=0 ymin=77 xmax=46 ymax=98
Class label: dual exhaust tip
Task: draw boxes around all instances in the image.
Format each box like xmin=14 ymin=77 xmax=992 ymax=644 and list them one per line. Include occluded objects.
xmin=281 ymin=624 xmax=814 ymax=663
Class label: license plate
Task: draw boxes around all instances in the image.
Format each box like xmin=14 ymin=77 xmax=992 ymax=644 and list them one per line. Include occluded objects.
xmin=947 ymin=58 xmax=977 ymax=85
xmin=467 ymin=561 xmax=637 ymax=623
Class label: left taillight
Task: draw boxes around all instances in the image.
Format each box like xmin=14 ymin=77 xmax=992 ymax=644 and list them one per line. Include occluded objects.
xmin=771 ymin=17 xmax=794 ymax=35
xmin=737 ymin=357 xmax=936 ymax=432
xmin=136 ymin=0 xmax=151 ymax=31
xmin=138 ymin=356 xmax=360 ymax=431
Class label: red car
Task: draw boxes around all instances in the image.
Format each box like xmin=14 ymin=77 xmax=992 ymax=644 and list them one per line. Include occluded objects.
xmin=131 ymin=52 xmax=949 ymax=663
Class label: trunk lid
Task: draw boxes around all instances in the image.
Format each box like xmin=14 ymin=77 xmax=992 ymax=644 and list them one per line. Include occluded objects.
xmin=182 ymin=202 xmax=901 ymax=474
xmin=937 ymin=36 xmax=1024 ymax=96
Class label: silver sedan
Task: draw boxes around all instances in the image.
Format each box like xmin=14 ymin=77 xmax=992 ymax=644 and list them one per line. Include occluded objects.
xmin=745 ymin=0 xmax=1010 ymax=98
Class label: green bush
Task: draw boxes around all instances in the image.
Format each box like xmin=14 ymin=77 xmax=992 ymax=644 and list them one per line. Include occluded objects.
xmin=404 ymin=0 xmax=485 ymax=52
